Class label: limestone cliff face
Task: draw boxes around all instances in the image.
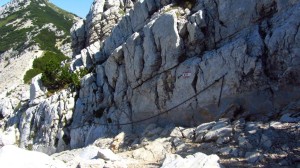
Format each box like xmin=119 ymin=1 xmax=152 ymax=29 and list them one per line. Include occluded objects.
xmin=1 ymin=0 xmax=300 ymax=153
xmin=69 ymin=0 xmax=300 ymax=148
xmin=71 ymin=0 xmax=135 ymax=55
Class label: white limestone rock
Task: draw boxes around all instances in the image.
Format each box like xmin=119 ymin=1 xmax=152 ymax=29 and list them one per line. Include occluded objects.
xmin=0 ymin=127 xmax=19 ymax=147
xmin=0 ymin=145 xmax=66 ymax=168
xmin=98 ymin=148 xmax=120 ymax=161
xmin=29 ymin=74 xmax=46 ymax=103
xmin=0 ymin=98 xmax=13 ymax=118
xmin=161 ymin=152 xmax=222 ymax=168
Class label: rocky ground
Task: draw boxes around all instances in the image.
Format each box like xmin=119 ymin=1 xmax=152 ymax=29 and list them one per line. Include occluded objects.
xmin=0 ymin=49 xmax=43 ymax=98
xmin=1 ymin=116 xmax=299 ymax=168
xmin=1 ymin=0 xmax=300 ymax=167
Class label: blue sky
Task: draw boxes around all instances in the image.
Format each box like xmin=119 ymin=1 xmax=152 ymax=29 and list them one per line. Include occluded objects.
xmin=0 ymin=0 xmax=93 ymax=18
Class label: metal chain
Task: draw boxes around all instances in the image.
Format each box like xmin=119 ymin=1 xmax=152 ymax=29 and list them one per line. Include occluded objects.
xmin=69 ymin=73 xmax=227 ymax=129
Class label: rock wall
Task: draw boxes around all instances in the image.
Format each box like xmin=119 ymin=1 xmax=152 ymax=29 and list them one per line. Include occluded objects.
xmin=69 ymin=0 xmax=300 ymax=148
xmin=1 ymin=0 xmax=299 ymax=154
xmin=71 ymin=0 xmax=135 ymax=55
xmin=0 ymin=79 xmax=76 ymax=154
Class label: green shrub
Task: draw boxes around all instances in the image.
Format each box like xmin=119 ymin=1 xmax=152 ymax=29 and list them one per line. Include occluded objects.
xmin=40 ymin=59 xmax=61 ymax=90
xmin=24 ymin=51 xmax=86 ymax=93
xmin=33 ymin=29 xmax=60 ymax=53
xmin=24 ymin=51 xmax=69 ymax=83
xmin=0 ymin=25 xmax=32 ymax=52
xmin=32 ymin=51 xmax=69 ymax=70
xmin=31 ymin=52 xmax=88 ymax=92
xmin=118 ymin=9 xmax=125 ymax=16
xmin=73 ymin=68 xmax=89 ymax=89
xmin=0 ymin=14 xmax=17 ymax=27
xmin=23 ymin=68 xmax=42 ymax=83
xmin=41 ymin=63 xmax=88 ymax=92
xmin=27 ymin=0 xmax=74 ymax=32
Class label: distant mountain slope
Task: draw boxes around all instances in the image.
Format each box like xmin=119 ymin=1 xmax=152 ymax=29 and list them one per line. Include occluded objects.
xmin=0 ymin=0 xmax=78 ymax=59
xmin=0 ymin=0 xmax=78 ymax=96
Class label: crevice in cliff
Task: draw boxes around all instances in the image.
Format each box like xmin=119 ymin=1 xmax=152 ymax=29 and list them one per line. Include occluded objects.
xmin=192 ymin=71 xmax=198 ymax=94
xmin=191 ymin=72 xmax=198 ymax=106
xmin=230 ymin=105 xmax=242 ymax=120
xmin=201 ymin=0 xmax=217 ymax=51
xmin=155 ymin=82 xmax=161 ymax=111
xmin=54 ymin=137 xmax=59 ymax=147
xmin=258 ymin=21 xmax=273 ymax=81
xmin=82 ymin=20 xmax=88 ymax=51
xmin=93 ymin=108 xmax=105 ymax=118
xmin=254 ymin=1 xmax=278 ymax=23
xmin=62 ymin=133 xmax=70 ymax=145
xmin=197 ymin=64 xmax=205 ymax=86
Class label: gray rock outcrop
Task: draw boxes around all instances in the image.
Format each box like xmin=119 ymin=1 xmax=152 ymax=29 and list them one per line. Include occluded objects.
xmin=0 ymin=1 xmax=300 ymax=168
xmin=54 ymin=118 xmax=299 ymax=167
xmin=18 ymin=89 xmax=76 ymax=154
xmin=71 ymin=0 xmax=135 ymax=56
xmin=29 ymin=74 xmax=46 ymax=105
xmin=1 ymin=117 xmax=299 ymax=167
xmin=69 ymin=0 xmax=300 ymax=148
xmin=0 ymin=86 xmax=76 ymax=154
xmin=70 ymin=20 xmax=86 ymax=55
xmin=0 ymin=98 xmax=14 ymax=119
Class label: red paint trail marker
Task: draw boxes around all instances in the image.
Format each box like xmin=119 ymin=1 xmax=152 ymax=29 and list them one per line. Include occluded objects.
xmin=182 ymin=71 xmax=192 ymax=78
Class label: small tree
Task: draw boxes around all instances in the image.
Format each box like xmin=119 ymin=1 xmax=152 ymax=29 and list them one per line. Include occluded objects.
xmin=24 ymin=51 xmax=88 ymax=93
xmin=41 ymin=59 xmax=61 ymax=91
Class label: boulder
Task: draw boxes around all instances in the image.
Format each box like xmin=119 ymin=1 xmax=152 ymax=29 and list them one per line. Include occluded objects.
xmin=130 ymin=138 xmax=172 ymax=163
xmin=98 ymin=148 xmax=120 ymax=161
xmin=195 ymin=121 xmax=216 ymax=142
xmin=181 ymin=128 xmax=195 ymax=139
xmin=29 ymin=74 xmax=46 ymax=103
xmin=79 ymin=145 xmax=100 ymax=160
xmin=0 ymin=145 xmax=66 ymax=168
xmin=204 ymin=126 xmax=232 ymax=142
xmin=161 ymin=152 xmax=222 ymax=168
xmin=245 ymin=151 xmax=263 ymax=164
xmin=0 ymin=98 xmax=13 ymax=118
xmin=170 ymin=127 xmax=183 ymax=138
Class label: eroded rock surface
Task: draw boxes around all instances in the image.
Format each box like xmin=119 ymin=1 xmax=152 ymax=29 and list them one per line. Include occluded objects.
xmin=69 ymin=0 xmax=300 ymax=148
xmin=1 ymin=117 xmax=299 ymax=167
xmin=0 ymin=0 xmax=300 ymax=168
